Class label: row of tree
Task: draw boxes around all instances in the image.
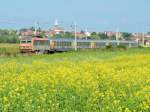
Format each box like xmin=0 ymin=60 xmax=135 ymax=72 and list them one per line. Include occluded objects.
xmin=19 ymin=27 xmax=133 ymax=40
xmin=0 ymin=29 xmax=19 ymax=43
xmin=90 ymin=32 xmax=112 ymax=40
xmin=53 ymin=32 xmax=132 ymax=40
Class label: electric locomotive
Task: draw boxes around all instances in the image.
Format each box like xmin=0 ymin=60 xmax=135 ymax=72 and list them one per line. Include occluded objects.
xmin=20 ymin=36 xmax=50 ymax=53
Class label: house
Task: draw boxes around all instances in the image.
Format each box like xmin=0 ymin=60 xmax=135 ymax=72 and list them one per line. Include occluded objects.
xmin=145 ymin=34 xmax=150 ymax=38
xmin=20 ymin=30 xmax=33 ymax=36
xmin=85 ymin=31 xmax=91 ymax=37
xmin=76 ymin=32 xmax=86 ymax=38
xmin=75 ymin=30 xmax=91 ymax=39
xmin=105 ymin=31 xmax=116 ymax=37
xmin=132 ymin=33 xmax=143 ymax=41
xmin=50 ymin=26 xmax=65 ymax=34
xmin=104 ymin=31 xmax=122 ymax=39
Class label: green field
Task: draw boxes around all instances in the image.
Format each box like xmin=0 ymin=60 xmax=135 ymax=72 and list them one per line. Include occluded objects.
xmin=0 ymin=44 xmax=20 ymax=56
xmin=0 ymin=48 xmax=150 ymax=112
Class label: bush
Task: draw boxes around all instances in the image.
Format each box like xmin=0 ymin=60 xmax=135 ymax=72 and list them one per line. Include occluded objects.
xmin=105 ymin=44 xmax=114 ymax=50
xmin=117 ymin=45 xmax=127 ymax=51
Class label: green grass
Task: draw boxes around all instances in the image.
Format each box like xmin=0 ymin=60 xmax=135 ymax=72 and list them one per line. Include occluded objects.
xmin=0 ymin=44 xmax=20 ymax=56
xmin=0 ymin=48 xmax=149 ymax=63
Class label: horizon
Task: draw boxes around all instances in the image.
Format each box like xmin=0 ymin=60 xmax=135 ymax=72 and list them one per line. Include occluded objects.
xmin=0 ymin=0 xmax=150 ymax=33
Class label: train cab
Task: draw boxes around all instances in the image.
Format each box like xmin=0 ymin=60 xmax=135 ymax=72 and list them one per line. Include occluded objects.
xmin=20 ymin=36 xmax=50 ymax=53
xmin=20 ymin=36 xmax=33 ymax=53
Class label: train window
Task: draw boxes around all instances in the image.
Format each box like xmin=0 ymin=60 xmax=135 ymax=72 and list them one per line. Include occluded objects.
xmin=77 ymin=42 xmax=90 ymax=46
xmin=120 ymin=43 xmax=128 ymax=46
xmin=131 ymin=43 xmax=138 ymax=47
xmin=54 ymin=41 xmax=72 ymax=48
xmin=57 ymin=41 xmax=71 ymax=48
xmin=21 ymin=41 xmax=26 ymax=43
xmin=109 ymin=42 xmax=117 ymax=46
xmin=34 ymin=40 xmax=49 ymax=46
xmin=27 ymin=40 xmax=32 ymax=43
xmin=96 ymin=42 xmax=105 ymax=46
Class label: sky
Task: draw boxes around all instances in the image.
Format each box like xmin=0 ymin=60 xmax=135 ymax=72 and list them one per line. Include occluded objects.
xmin=0 ymin=0 xmax=150 ymax=32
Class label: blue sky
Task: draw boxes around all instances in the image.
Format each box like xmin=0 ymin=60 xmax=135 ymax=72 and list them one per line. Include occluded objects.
xmin=0 ymin=0 xmax=150 ymax=32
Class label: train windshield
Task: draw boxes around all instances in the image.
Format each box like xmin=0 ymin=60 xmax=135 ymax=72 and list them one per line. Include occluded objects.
xmin=21 ymin=40 xmax=32 ymax=43
xmin=21 ymin=40 xmax=26 ymax=43
xmin=33 ymin=40 xmax=49 ymax=46
xmin=27 ymin=40 xmax=32 ymax=43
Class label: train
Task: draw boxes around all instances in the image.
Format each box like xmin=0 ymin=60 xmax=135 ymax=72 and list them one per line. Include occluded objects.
xmin=20 ymin=36 xmax=138 ymax=53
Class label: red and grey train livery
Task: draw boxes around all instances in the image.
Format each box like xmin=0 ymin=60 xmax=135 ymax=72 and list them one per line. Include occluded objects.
xmin=20 ymin=36 xmax=138 ymax=53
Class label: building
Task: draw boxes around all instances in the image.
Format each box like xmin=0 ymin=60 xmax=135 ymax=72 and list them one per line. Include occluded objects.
xmin=132 ymin=33 xmax=143 ymax=41
xmin=105 ymin=31 xmax=116 ymax=37
xmin=19 ymin=29 xmax=42 ymax=36
xmin=20 ymin=30 xmax=33 ymax=36
xmin=75 ymin=30 xmax=91 ymax=39
xmin=47 ymin=19 xmax=65 ymax=37
xmin=85 ymin=31 xmax=91 ymax=37
xmin=76 ymin=32 xmax=86 ymax=39
xmin=145 ymin=34 xmax=150 ymax=38
xmin=104 ymin=31 xmax=122 ymax=39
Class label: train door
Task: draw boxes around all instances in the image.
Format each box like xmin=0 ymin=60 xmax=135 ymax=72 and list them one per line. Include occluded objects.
xmin=91 ymin=42 xmax=96 ymax=48
xmin=50 ymin=41 xmax=56 ymax=49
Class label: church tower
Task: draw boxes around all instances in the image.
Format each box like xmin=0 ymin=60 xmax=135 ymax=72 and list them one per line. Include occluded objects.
xmin=54 ymin=19 xmax=58 ymax=26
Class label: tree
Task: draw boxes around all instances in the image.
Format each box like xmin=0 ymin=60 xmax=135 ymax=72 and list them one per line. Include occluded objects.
xmin=29 ymin=27 xmax=35 ymax=31
xmin=147 ymin=31 xmax=150 ymax=34
xmin=122 ymin=32 xmax=132 ymax=40
xmin=98 ymin=33 xmax=109 ymax=40
xmin=40 ymin=31 xmax=46 ymax=37
xmin=0 ymin=29 xmax=19 ymax=43
xmin=109 ymin=35 xmax=116 ymax=40
xmin=37 ymin=27 xmax=42 ymax=32
xmin=64 ymin=32 xmax=74 ymax=38
xmin=90 ymin=32 xmax=100 ymax=39
xmin=53 ymin=34 xmax=63 ymax=38
xmin=80 ymin=30 xmax=85 ymax=34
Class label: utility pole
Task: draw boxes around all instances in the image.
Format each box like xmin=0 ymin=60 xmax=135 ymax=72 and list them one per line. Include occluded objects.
xmin=142 ymin=32 xmax=145 ymax=46
xmin=137 ymin=32 xmax=139 ymax=43
xmin=85 ymin=28 xmax=88 ymax=40
xmin=74 ymin=22 xmax=77 ymax=51
xmin=116 ymin=27 xmax=119 ymax=45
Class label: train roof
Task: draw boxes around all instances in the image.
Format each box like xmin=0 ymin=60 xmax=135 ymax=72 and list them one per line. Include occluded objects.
xmin=20 ymin=36 xmax=48 ymax=41
xmin=20 ymin=36 xmax=137 ymax=44
xmin=20 ymin=36 xmax=32 ymax=41
xmin=49 ymin=38 xmax=137 ymax=43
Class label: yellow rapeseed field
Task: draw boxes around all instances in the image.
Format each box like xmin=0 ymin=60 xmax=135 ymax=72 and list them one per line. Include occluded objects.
xmin=0 ymin=49 xmax=150 ymax=112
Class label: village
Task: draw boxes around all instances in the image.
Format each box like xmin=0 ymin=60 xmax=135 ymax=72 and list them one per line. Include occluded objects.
xmin=18 ymin=20 xmax=150 ymax=45
xmin=0 ymin=19 xmax=150 ymax=45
